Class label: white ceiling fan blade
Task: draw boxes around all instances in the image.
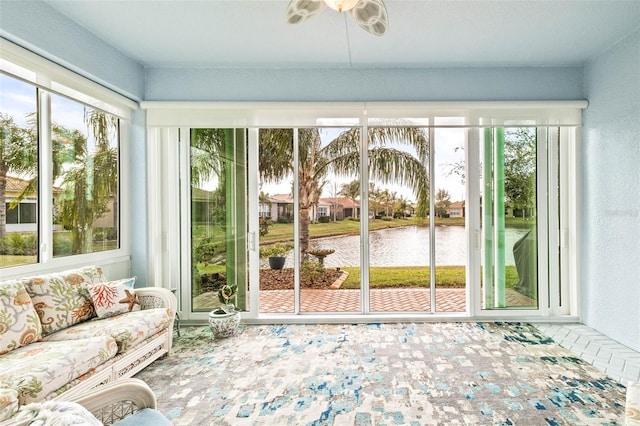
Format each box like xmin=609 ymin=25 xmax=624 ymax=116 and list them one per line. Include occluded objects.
xmin=286 ymin=0 xmax=327 ymax=25
xmin=347 ymin=0 xmax=388 ymax=36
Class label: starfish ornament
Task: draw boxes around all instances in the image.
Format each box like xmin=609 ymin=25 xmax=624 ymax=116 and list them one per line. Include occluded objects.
xmin=119 ymin=289 xmax=140 ymax=312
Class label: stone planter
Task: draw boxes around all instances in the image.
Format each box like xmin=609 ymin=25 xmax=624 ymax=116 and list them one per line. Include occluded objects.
xmin=268 ymin=256 xmax=286 ymax=270
xmin=208 ymin=308 xmax=241 ymax=339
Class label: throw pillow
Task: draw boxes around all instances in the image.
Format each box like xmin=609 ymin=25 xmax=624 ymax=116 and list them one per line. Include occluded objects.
xmin=87 ymin=278 xmax=140 ymax=319
xmin=0 ymin=280 xmax=42 ymax=355
xmin=21 ymin=267 xmax=106 ymax=336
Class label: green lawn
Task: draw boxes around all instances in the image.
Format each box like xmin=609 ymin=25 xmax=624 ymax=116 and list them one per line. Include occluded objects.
xmin=0 ymin=255 xmax=37 ymax=268
xmin=340 ymin=265 xmax=519 ymax=289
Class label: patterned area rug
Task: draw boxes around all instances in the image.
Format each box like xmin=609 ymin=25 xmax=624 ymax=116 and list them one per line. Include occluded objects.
xmin=135 ymin=323 xmax=626 ymax=425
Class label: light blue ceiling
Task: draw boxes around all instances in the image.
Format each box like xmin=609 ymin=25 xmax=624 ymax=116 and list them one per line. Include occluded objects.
xmin=43 ymin=0 xmax=640 ymax=69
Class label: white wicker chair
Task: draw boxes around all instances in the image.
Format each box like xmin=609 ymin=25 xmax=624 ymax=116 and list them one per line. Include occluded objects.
xmin=4 ymin=379 xmax=168 ymax=426
xmin=69 ymin=378 xmax=160 ymax=425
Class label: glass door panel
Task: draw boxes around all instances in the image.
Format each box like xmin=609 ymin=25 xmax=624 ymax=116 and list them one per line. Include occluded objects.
xmin=299 ymin=127 xmax=360 ymax=313
xmin=433 ymin=124 xmax=466 ymax=313
xmin=367 ymin=126 xmax=431 ymax=313
xmin=257 ymin=128 xmax=295 ymax=314
xmin=480 ymin=127 xmax=538 ymax=310
xmin=190 ymin=129 xmax=247 ymax=313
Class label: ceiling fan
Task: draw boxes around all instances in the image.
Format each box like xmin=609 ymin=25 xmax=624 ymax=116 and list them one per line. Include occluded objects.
xmin=286 ymin=0 xmax=389 ymax=36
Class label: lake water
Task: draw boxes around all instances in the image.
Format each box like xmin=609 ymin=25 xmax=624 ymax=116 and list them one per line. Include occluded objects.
xmin=301 ymin=225 xmax=530 ymax=268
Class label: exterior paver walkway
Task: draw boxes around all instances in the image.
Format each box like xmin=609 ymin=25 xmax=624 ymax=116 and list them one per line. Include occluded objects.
xmin=258 ymin=288 xmax=536 ymax=313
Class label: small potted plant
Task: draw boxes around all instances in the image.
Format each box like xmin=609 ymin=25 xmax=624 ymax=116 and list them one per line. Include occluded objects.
xmin=208 ymin=282 xmax=241 ymax=339
xmin=259 ymin=242 xmax=292 ymax=270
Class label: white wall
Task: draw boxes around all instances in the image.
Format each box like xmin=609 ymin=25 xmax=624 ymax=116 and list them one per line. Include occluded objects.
xmin=582 ymin=28 xmax=640 ymax=351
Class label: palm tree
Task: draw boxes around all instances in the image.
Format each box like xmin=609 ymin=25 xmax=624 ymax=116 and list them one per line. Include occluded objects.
xmin=259 ymin=127 xmax=429 ymax=256
xmin=435 ymin=188 xmax=452 ymax=218
xmin=395 ymin=196 xmax=411 ymax=219
xmin=368 ymin=183 xmax=382 ymax=218
xmin=0 ymin=113 xmax=37 ymax=237
xmin=190 ymin=129 xmax=225 ymax=188
xmin=381 ymin=189 xmax=397 ymax=217
xmin=56 ymin=110 xmax=119 ymax=254
xmin=339 ymin=180 xmax=360 ymax=218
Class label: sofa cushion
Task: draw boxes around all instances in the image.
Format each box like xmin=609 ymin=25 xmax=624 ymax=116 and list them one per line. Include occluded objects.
xmin=21 ymin=266 xmax=107 ymax=336
xmin=43 ymin=308 xmax=173 ymax=353
xmin=87 ymin=277 xmax=140 ymax=319
xmin=0 ymin=388 xmax=19 ymax=422
xmin=0 ymin=336 xmax=117 ymax=405
xmin=0 ymin=280 xmax=42 ymax=355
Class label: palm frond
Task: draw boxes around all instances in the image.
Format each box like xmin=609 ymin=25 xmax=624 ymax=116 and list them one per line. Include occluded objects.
xmin=259 ymin=129 xmax=294 ymax=183
xmin=190 ymin=129 xmax=225 ymax=186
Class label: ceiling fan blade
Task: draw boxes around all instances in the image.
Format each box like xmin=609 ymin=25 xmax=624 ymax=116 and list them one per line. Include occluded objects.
xmin=286 ymin=0 xmax=327 ymax=25
xmin=347 ymin=0 xmax=388 ymax=36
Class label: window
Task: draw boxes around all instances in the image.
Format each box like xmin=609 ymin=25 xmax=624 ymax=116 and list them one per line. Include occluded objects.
xmin=1 ymin=41 xmax=131 ymax=270
xmin=6 ymin=202 xmax=37 ymax=224
xmin=50 ymin=94 xmax=120 ymax=257
xmin=0 ymin=73 xmax=38 ymax=267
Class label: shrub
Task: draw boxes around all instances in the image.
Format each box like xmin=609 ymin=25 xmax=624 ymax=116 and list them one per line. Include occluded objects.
xmin=93 ymin=227 xmax=117 ymax=241
xmin=53 ymin=232 xmax=72 ymax=255
xmin=3 ymin=233 xmax=37 ymax=256
xmin=301 ymin=260 xmax=324 ymax=284
xmin=318 ymin=216 xmax=331 ymax=223
xmin=259 ymin=242 xmax=292 ymax=258
xmin=194 ymin=236 xmax=226 ymax=268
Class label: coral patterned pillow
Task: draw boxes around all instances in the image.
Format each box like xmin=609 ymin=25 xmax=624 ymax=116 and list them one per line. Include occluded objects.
xmin=21 ymin=271 xmax=98 ymax=337
xmin=87 ymin=278 xmax=140 ymax=319
xmin=0 ymin=280 xmax=42 ymax=355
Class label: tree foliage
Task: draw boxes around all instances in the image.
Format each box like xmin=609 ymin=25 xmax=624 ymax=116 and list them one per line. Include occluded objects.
xmin=1 ymin=109 xmax=119 ymax=254
xmin=0 ymin=113 xmax=37 ymax=237
xmin=435 ymin=188 xmax=452 ymax=218
xmin=259 ymin=127 xmax=429 ymax=255
xmin=504 ymin=128 xmax=536 ymax=217
xmin=338 ymin=180 xmax=360 ymax=218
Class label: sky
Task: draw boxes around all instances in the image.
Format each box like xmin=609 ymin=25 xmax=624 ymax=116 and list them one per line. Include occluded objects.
xmin=1 ymin=73 xmax=96 ymax=139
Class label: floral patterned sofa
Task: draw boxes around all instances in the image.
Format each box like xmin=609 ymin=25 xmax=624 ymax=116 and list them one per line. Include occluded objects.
xmin=628 ymin=381 xmax=640 ymax=425
xmin=0 ymin=266 xmax=176 ymax=423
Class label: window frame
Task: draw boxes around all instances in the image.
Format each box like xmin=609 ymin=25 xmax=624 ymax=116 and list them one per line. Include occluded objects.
xmin=1 ymin=41 xmax=134 ymax=278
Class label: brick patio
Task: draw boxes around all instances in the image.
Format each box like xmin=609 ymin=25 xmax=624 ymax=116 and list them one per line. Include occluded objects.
xmin=258 ymin=287 xmax=536 ymax=313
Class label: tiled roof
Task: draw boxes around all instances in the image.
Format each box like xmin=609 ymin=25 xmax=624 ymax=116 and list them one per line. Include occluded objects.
xmin=319 ymin=197 xmax=360 ymax=208
xmin=5 ymin=176 xmax=30 ymax=192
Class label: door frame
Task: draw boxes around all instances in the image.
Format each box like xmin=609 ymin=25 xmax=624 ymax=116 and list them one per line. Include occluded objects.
xmin=143 ymin=101 xmax=584 ymax=323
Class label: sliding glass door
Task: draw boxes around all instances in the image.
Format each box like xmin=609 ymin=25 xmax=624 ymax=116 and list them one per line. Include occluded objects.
xmin=189 ymin=129 xmax=247 ymax=314
xmin=480 ymin=127 xmax=538 ymax=310
xmin=153 ymin=103 xmax=579 ymax=321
